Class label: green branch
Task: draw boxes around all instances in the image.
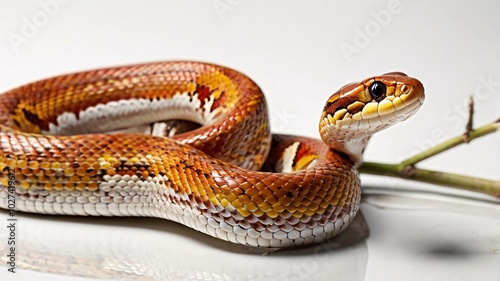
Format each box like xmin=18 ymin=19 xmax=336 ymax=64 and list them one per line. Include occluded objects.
xmin=359 ymin=118 xmax=500 ymax=198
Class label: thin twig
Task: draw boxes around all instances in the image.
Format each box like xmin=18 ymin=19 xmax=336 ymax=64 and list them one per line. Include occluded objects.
xmin=360 ymin=161 xmax=500 ymax=198
xmin=398 ymin=119 xmax=500 ymax=170
xmin=463 ymin=96 xmax=474 ymax=143
xmin=359 ymin=118 xmax=500 ymax=198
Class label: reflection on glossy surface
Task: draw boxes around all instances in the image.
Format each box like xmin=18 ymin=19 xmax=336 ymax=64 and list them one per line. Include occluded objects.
xmin=362 ymin=186 xmax=500 ymax=217
xmin=0 ymin=211 xmax=369 ymax=280
xmin=361 ymin=186 xmax=500 ymax=281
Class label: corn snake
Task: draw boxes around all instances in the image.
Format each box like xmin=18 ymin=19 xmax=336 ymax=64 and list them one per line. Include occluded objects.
xmin=0 ymin=62 xmax=424 ymax=248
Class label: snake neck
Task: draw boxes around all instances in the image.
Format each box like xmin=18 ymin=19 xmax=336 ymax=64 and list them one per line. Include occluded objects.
xmin=329 ymin=137 xmax=370 ymax=167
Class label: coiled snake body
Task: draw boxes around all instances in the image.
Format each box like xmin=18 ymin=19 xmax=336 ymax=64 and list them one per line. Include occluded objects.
xmin=0 ymin=62 xmax=424 ymax=248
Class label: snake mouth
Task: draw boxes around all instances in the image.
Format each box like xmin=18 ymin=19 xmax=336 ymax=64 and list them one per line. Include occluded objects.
xmin=320 ymin=73 xmax=425 ymax=139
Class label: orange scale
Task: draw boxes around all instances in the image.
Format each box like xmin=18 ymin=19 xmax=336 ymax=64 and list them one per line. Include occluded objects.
xmin=290 ymin=198 xmax=303 ymax=208
xmin=21 ymin=167 xmax=32 ymax=176
xmin=302 ymin=199 xmax=314 ymax=207
xmin=252 ymin=209 xmax=264 ymax=217
xmin=237 ymin=194 xmax=251 ymax=204
xmin=286 ymin=204 xmax=297 ymax=213
xmin=310 ymin=196 xmax=324 ymax=205
xmin=316 ymin=189 xmax=327 ymax=198
xmin=323 ymin=193 xmax=334 ymax=202
xmin=64 ymin=168 xmax=75 ymax=177
xmin=17 ymin=160 xmax=27 ymax=169
xmin=264 ymin=195 xmax=279 ymax=205
xmin=258 ymin=188 xmax=273 ymax=199
xmin=266 ymin=209 xmax=279 ymax=219
xmin=341 ymin=192 xmax=350 ymax=201
xmin=70 ymin=175 xmax=80 ymax=183
xmin=250 ymin=194 xmax=265 ymax=204
xmin=40 ymin=162 xmax=51 ymax=170
xmin=106 ymin=169 xmax=116 ymax=176
xmin=225 ymin=192 xmax=238 ymax=202
xmin=304 ymin=191 xmax=318 ymax=201
xmin=296 ymin=205 xmax=308 ymax=213
xmin=51 ymin=162 xmax=61 ymax=170
xmin=79 ymin=162 xmax=91 ymax=170
xmin=76 ymin=182 xmax=86 ymax=191
xmin=244 ymin=187 xmax=259 ymax=197
xmin=257 ymin=201 xmax=272 ymax=212
xmin=271 ymin=203 xmax=285 ymax=212
xmin=245 ymin=201 xmax=258 ymax=212
xmin=43 ymin=183 xmax=53 ymax=190
xmin=44 ymin=170 xmax=55 ymax=178
xmin=236 ymin=207 xmax=251 ymax=217
xmin=80 ymin=176 xmax=92 ymax=183
xmin=6 ymin=159 xmax=16 ymax=169
xmin=315 ymin=207 xmax=327 ymax=215
xmin=291 ymin=210 xmax=304 ymax=218
xmin=28 ymin=161 xmax=39 ymax=169
xmin=272 ymin=189 xmax=288 ymax=200
xmin=279 ymin=196 xmax=293 ymax=206
xmin=38 ymin=174 xmax=48 ymax=182
xmin=304 ymin=209 xmax=317 ymax=217
xmin=32 ymin=168 xmax=44 ymax=176
xmin=308 ymin=203 xmax=319 ymax=211
xmin=64 ymin=182 xmax=74 ymax=191
xmin=319 ymin=200 xmax=330 ymax=209
xmin=19 ymin=181 xmax=30 ymax=189
xmin=230 ymin=198 xmax=243 ymax=209
xmin=88 ymin=181 xmax=98 ymax=191
xmin=54 ymin=183 xmax=64 ymax=191
xmin=75 ymin=167 xmax=87 ymax=177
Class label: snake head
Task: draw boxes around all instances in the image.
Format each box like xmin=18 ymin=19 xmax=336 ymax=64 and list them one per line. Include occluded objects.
xmin=320 ymin=72 xmax=425 ymax=144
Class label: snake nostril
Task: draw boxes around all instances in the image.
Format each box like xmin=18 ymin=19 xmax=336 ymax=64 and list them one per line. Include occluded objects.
xmin=368 ymin=82 xmax=386 ymax=100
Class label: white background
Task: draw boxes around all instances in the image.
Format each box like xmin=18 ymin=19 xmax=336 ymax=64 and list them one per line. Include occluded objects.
xmin=0 ymin=1 xmax=499 ymax=280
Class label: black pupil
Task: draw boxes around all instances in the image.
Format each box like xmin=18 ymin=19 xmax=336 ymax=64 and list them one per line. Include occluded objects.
xmin=368 ymin=82 xmax=386 ymax=100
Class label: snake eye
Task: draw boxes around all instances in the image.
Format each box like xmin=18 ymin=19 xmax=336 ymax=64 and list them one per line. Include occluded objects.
xmin=368 ymin=82 xmax=386 ymax=101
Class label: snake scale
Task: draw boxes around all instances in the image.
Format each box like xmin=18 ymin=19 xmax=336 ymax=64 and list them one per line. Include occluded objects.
xmin=0 ymin=62 xmax=424 ymax=248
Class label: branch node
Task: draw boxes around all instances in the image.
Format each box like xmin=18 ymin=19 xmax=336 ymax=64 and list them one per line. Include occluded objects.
xmin=463 ymin=96 xmax=474 ymax=143
xmin=401 ymin=164 xmax=416 ymax=178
